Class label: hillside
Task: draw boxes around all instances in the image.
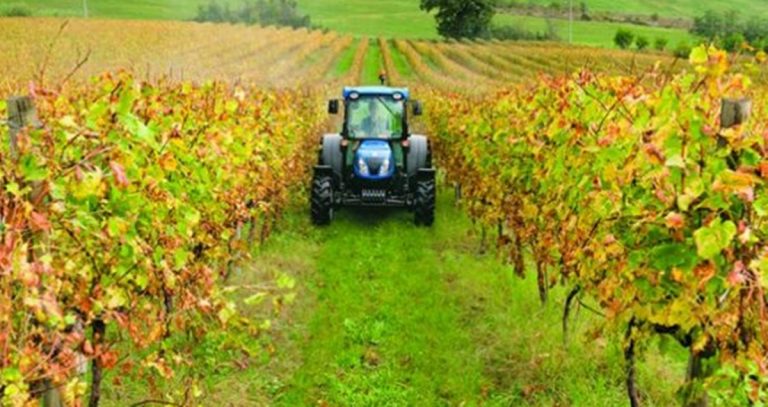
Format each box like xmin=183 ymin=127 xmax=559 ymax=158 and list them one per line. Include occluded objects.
xmin=7 ymin=0 xmax=764 ymax=48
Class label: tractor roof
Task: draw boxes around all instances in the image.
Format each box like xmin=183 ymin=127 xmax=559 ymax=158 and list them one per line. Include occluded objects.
xmin=343 ymin=86 xmax=410 ymax=100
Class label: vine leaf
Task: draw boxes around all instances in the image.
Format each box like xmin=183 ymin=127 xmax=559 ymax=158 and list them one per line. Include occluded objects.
xmin=693 ymin=219 xmax=736 ymax=260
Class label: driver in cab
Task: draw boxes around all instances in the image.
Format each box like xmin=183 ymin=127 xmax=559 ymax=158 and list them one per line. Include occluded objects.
xmin=361 ymin=99 xmax=390 ymax=138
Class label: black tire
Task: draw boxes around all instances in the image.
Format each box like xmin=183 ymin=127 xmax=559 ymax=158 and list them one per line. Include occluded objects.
xmin=414 ymin=177 xmax=436 ymax=226
xmin=311 ymin=175 xmax=333 ymax=225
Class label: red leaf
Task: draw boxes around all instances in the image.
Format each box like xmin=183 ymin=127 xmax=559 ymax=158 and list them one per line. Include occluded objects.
xmin=665 ymin=212 xmax=684 ymax=229
xmin=99 ymin=350 xmax=119 ymax=369
xmin=109 ymin=161 xmax=129 ymax=188
xmin=728 ymin=261 xmax=747 ymax=286
xmin=83 ymin=340 xmax=94 ymax=355
xmin=30 ymin=211 xmax=51 ymax=231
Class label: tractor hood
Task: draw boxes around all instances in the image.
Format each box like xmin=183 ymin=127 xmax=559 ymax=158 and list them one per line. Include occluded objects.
xmin=353 ymin=140 xmax=395 ymax=180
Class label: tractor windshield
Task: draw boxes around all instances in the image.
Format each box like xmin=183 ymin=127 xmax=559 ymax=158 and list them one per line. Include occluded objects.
xmin=347 ymin=96 xmax=404 ymax=139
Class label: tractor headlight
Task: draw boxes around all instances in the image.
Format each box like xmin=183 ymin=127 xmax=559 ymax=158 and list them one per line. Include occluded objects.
xmin=380 ymin=159 xmax=391 ymax=174
xmin=357 ymin=158 xmax=370 ymax=176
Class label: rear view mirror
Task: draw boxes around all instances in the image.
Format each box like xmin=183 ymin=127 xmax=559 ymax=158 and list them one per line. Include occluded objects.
xmin=328 ymin=99 xmax=339 ymax=114
xmin=412 ymin=100 xmax=423 ymax=116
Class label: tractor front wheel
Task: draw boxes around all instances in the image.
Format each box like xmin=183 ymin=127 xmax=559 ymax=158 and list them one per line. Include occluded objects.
xmin=311 ymin=174 xmax=333 ymax=225
xmin=414 ymin=176 xmax=435 ymax=226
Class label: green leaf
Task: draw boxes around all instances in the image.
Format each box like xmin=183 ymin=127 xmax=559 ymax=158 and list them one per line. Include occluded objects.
xmin=649 ymin=243 xmax=698 ymax=271
xmin=173 ymin=249 xmax=190 ymax=270
xmin=1 ymin=367 xmax=22 ymax=382
xmin=664 ymin=155 xmax=685 ymax=168
xmin=277 ymin=274 xmax=295 ymax=289
xmin=755 ymin=194 xmax=768 ymax=217
xmin=20 ymin=154 xmax=48 ymax=182
xmin=693 ymin=219 xmax=736 ymax=260
xmin=243 ymin=293 xmax=266 ymax=306
xmin=5 ymin=182 xmax=20 ymax=197
xmin=106 ymin=287 xmax=127 ymax=309
xmin=752 ymin=257 xmax=768 ymax=288
xmin=119 ymin=113 xmax=159 ymax=150
xmin=689 ymin=46 xmax=708 ymax=65
xmin=86 ymin=101 xmax=109 ymax=130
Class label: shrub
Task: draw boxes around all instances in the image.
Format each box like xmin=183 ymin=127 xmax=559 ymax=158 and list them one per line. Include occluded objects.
xmin=614 ymin=29 xmax=634 ymax=49
xmin=722 ymin=32 xmax=746 ymax=52
xmin=635 ymin=36 xmax=649 ymax=51
xmin=673 ymin=41 xmax=692 ymax=58
xmin=654 ymin=37 xmax=668 ymax=51
xmin=489 ymin=24 xmax=558 ymax=41
xmin=1 ymin=6 xmax=32 ymax=17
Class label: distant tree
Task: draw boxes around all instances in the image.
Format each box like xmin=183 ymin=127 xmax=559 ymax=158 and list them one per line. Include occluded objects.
xmin=722 ymin=32 xmax=746 ymax=52
xmin=650 ymin=13 xmax=659 ymax=23
xmin=579 ymin=2 xmax=590 ymax=21
xmin=635 ymin=36 xmax=649 ymax=51
xmin=744 ymin=17 xmax=768 ymax=43
xmin=614 ymin=29 xmax=634 ymax=49
xmin=654 ymin=37 xmax=668 ymax=51
xmin=691 ymin=9 xmax=768 ymax=53
xmin=691 ymin=9 xmax=724 ymax=39
xmin=1 ymin=6 xmax=32 ymax=17
xmin=420 ymin=0 xmax=496 ymax=39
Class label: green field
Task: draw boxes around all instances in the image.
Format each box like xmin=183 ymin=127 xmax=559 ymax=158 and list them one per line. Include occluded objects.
xmin=5 ymin=0 xmax=711 ymax=47
xmin=1 ymin=0 xmax=200 ymax=19
xmin=297 ymin=0 xmax=439 ymax=39
xmin=496 ymin=14 xmax=698 ymax=48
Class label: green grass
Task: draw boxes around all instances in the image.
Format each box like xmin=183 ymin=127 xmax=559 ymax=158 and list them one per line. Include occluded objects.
xmin=332 ymin=39 xmax=360 ymax=78
xmin=102 ymin=191 xmax=687 ymax=405
xmin=3 ymin=0 xmax=201 ymax=19
xmin=361 ymin=39 xmax=383 ymax=85
xmin=388 ymin=40 xmax=414 ymax=79
xmin=297 ymin=0 xmax=438 ymax=39
xmin=495 ymin=14 xmax=698 ymax=48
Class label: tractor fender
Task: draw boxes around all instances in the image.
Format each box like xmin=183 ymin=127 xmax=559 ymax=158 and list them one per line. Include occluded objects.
xmin=407 ymin=135 xmax=431 ymax=177
xmin=321 ymin=134 xmax=343 ymax=179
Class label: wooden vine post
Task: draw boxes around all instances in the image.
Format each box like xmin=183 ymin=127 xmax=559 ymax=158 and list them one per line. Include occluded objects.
xmin=7 ymin=96 xmax=64 ymax=407
xmin=683 ymin=97 xmax=753 ymax=407
xmin=7 ymin=96 xmax=41 ymax=158
xmin=720 ymin=98 xmax=752 ymax=129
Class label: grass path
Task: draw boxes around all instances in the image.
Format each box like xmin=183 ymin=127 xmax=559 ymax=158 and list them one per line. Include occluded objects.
xmin=228 ymin=193 xmax=685 ymax=405
xmin=277 ymin=202 xmax=488 ymax=405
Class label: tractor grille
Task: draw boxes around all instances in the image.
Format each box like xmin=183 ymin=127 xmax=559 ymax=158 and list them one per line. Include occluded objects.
xmin=361 ymin=189 xmax=386 ymax=203
xmin=365 ymin=157 xmax=385 ymax=175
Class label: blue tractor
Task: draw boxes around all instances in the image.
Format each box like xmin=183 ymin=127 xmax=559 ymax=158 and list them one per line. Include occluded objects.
xmin=311 ymin=86 xmax=435 ymax=226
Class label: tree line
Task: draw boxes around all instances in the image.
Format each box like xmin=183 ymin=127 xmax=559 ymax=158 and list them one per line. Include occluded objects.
xmin=194 ymin=0 xmax=311 ymax=28
xmin=691 ymin=10 xmax=768 ymax=52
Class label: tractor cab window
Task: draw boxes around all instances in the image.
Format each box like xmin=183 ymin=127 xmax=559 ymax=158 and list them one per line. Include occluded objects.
xmin=347 ymin=96 xmax=404 ymax=139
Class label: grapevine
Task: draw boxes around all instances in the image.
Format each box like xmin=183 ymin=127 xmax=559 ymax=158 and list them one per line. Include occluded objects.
xmin=0 ymin=73 xmax=324 ymax=405
xmin=425 ymin=46 xmax=768 ymax=404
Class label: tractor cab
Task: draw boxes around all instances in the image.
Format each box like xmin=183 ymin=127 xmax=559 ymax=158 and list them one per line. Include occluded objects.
xmin=329 ymin=87 xmax=420 ymax=182
xmin=311 ymin=86 xmax=435 ymax=226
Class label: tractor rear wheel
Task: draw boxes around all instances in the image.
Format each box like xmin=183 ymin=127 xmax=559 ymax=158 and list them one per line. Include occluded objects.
xmin=414 ymin=177 xmax=436 ymax=226
xmin=311 ymin=174 xmax=333 ymax=225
